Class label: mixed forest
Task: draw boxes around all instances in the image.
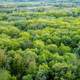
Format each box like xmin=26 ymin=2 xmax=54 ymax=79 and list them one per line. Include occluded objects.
xmin=0 ymin=2 xmax=80 ymax=80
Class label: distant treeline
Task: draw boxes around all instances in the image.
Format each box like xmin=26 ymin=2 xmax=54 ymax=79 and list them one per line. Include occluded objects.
xmin=0 ymin=0 xmax=80 ymax=2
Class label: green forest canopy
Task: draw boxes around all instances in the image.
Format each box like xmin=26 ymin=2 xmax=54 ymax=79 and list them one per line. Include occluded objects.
xmin=0 ymin=2 xmax=80 ymax=80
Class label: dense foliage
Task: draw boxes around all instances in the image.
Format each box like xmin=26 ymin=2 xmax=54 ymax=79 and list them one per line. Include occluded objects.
xmin=0 ymin=4 xmax=80 ymax=80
